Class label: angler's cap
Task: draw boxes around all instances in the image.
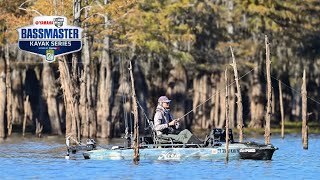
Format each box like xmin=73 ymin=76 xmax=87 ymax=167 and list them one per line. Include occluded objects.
xmin=158 ymin=96 xmax=171 ymax=103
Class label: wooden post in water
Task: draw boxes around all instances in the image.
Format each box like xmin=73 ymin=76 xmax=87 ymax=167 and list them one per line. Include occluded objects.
xmin=230 ymin=46 xmax=244 ymax=142
xmin=279 ymin=81 xmax=285 ymax=139
xmin=129 ymin=60 xmax=140 ymax=163
xmin=225 ymin=69 xmax=229 ymax=162
xmin=265 ymin=35 xmax=272 ymax=145
xmin=301 ymin=70 xmax=308 ymax=149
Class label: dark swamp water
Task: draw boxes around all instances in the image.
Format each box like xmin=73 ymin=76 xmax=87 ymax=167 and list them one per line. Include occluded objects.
xmin=0 ymin=134 xmax=319 ymax=180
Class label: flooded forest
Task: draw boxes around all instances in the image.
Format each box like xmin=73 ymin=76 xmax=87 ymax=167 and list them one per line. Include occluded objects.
xmin=0 ymin=0 xmax=320 ymax=140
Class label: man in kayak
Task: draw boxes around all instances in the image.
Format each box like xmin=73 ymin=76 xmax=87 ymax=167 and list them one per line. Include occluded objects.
xmin=153 ymin=96 xmax=202 ymax=144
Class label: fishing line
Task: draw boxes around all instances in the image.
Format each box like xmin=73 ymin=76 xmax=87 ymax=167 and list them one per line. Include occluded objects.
xmin=258 ymin=67 xmax=320 ymax=106
xmin=132 ymin=67 xmax=255 ymax=122
xmin=270 ymin=76 xmax=320 ymax=106
xmin=177 ymin=68 xmax=255 ymax=120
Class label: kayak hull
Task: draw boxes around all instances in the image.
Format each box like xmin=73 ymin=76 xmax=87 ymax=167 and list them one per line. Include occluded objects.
xmin=82 ymin=143 xmax=278 ymax=161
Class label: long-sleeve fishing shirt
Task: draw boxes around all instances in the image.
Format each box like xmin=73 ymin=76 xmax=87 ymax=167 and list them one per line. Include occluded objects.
xmin=153 ymin=105 xmax=180 ymax=136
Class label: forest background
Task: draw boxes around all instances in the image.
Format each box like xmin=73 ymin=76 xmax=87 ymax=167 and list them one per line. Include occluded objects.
xmin=0 ymin=0 xmax=320 ymax=140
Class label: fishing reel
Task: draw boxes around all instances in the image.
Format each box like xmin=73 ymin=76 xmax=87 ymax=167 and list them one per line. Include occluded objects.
xmin=86 ymin=139 xmax=96 ymax=151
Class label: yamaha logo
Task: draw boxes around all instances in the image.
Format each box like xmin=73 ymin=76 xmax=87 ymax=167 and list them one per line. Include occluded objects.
xmin=17 ymin=16 xmax=83 ymax=62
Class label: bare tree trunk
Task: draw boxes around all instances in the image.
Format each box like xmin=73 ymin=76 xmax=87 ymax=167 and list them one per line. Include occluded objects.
xmin=5 ymin=43 xmax=12 ymax=136
xmin=0 ymin=59 xmax=6 ymax=138
xmin=265 ymin=35 xmax=272 ymax=145
xmin=229 ymin=83 xmax=235 ymax=128
xmin=230 ymin=46 xmax=244 ymax=142
xmin=42 ymin=63 xmax=62 ymax=135
xmin=129 ymin=60 xmax=140 ymax=163
xmin=279 ymin=81 xmax=285 ymax=139
xmin=225 ymin=69 xmax=229 ymax=162
xmin=301 ymin=70 xmax=308 ymax=149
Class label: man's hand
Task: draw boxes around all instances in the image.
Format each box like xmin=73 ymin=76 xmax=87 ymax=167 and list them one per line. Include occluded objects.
xmin=168 ymin=119 xmax=177 ymax=126
xmin=168 ymin=119 xmax=180 ymax=126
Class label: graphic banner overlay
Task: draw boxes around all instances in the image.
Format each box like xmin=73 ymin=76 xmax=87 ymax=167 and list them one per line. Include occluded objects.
xmin=17 ymin=16 xmax=83 ymax=62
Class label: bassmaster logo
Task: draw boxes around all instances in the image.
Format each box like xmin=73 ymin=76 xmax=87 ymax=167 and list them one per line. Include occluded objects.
xmin=17 ymin=16 xmax=83 ymax=62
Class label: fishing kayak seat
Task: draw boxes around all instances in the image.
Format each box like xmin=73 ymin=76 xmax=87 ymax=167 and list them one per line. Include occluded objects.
xmin=147 ymin=119 xmax=181 ymax=145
